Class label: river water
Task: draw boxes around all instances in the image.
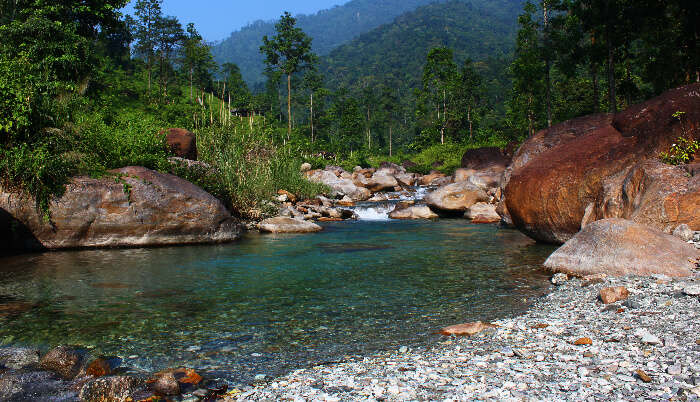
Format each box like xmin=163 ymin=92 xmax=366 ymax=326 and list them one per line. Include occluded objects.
xmin=0 ymin=220 xmax=555 ymax=384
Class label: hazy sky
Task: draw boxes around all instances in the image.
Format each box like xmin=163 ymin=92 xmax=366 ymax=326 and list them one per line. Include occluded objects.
xmin=121 ymin=0 xmax=349 ymax=41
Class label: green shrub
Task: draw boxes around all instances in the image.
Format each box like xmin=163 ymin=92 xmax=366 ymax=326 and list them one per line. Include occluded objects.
xmin=196 ymin=119 xmax=328 ymax=219
xmin=660 ymin=136 xmax=699 ymax=165
xmin=0 ymin=143 xmax=72 ymax=215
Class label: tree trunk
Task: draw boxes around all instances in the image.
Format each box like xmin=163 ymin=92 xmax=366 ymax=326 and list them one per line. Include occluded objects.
xmin=389 ymin=126 xmax=393 ymax=157
xmin=367 ymin=107 xmax=371 ymax=150
xmin=543 ymin=0 xmax=552 ymax=127
xmin=310 ymin=92 xmax=314 ymax=143
xmin=287 ymin=74 xmax=292 ymax=142
xmin=468 ymin=105 xmax=473 ymax=141
xmin=591 ymin=63 xmax=599 ymax=113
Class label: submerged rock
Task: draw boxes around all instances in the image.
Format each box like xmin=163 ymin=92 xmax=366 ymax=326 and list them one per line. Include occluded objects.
xmin=258 ymin=217 xmax=323 ymax=233
xmin=544 ymin=219 xmax=698 ymax=277
xmin=39 ymin=345 xmax=87 ymax=380
xmin=79 ymin=375 xmax=142 ymax=402
xmin=0 ymin=347 xmax=40 ymax=370
xmin=0 ymin=166 xmax=240 ymax=251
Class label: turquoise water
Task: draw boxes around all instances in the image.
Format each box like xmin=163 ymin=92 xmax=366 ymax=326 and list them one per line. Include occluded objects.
xmin=0 ymin=220 xmax=554 ymax=384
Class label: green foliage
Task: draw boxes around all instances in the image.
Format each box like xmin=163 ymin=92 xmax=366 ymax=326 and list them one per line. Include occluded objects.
xmin=196 ymin=118 xmax=328 ymax=219
xmin=660 ymin=137 xmax=699 ymax=166
xmin=212 ymin=0 xmax=439 ymax=85
xmin=71 ymin=111 xmax=170 ymax=175
xmin=0 ymin=143 xmax=72 ymax=215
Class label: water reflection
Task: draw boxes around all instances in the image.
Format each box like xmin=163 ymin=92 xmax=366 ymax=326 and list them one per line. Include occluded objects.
xmin=0 ymin=220 xmax=555 ymax=384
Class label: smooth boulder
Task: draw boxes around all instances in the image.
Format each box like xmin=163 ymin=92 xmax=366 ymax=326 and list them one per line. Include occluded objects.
xmin=0 ymin=167 xmax=240 ymax=251
xmin=161 ymin=128 xmax=197 ymax=160
xmin=544 ymin=219 xmax=698 ymax=277
xmin=505 ymin=84 xmax=700 ymax=243
xmin=258 ymin=217 xmax=322 ymax=233
xmin=465 ymin=202 xmax=501 ymax=223
xmin=461 ymin=147 xmax=510 ymax=171
xmin=425 ymin=182 xmax=489 ymax=213
xmin=389 ymin=205 xmax=438 ymax=220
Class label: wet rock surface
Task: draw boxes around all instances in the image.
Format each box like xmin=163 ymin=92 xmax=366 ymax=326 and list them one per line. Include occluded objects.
xmin=230 ymin=273 xmax=700 ymax=401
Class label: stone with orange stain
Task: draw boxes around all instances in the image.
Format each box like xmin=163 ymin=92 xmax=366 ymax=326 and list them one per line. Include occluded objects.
xmin=600 ymin=286 xmax=630 ymax=304
xmin=439 ymin=321 xmax=498 ymax=337
xmin=573 ymin=337 xmax=593 ymax=345
xmin=86 ymin=358 xmax=114 ymax=377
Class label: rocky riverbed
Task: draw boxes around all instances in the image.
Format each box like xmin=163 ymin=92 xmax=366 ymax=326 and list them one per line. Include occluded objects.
xmin=230 ymin=271 xmax=700 ymax=401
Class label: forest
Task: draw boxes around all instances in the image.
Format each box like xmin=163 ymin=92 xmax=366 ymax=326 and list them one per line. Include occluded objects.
xmin=0 ymin=0 xmax=698 ymax=218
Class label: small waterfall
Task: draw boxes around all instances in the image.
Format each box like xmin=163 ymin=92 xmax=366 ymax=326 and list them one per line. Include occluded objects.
xmin=352 ymin=203 xmax=393 ymax=221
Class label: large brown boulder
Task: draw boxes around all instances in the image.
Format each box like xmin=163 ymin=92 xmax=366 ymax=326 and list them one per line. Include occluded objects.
xmin=161 ymin=128 xmax=197 ymax=160
xmin=425 ymin=182 xmax=489 ymax=213
xmin=544 ymin=219 xmax=698 ymax=277
xmin=0 ymin=167 xmax=240 ymax=251
xmin=461 ymin=147 xmax=510 ymax=171
xmin=505 ymin=84 xmax=700 ymax=244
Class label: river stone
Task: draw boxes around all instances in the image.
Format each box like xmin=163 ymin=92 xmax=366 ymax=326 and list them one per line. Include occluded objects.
xmin=544 ymin=219 xmax=697 ymax=277
xmin=439 ymin=321 xmax=498 ymax=337
xmin=674 ymin=224 xmax=694 ymax=242
xmin=389 ymin=205 xmax=438 ymax=220
xmin=79 ymin=375 xmax=143 ymax=402
xmin=258 ymin=217 xmax=322 ymax=233
xmin=40 ymin=346 xmax=87 ymax=380
xmin=0 ymin=347 xmax=40 ymax=370
xmin=599 ymin=287 xmax=630 ymax=304
xmin=0 ymin=166 xmax=240 ymax=251
xmin=464 ymin=202 xmax=501 ymax=223
xmin=425 ymin=182 xmax=489 ymax=213
xmin=153 ymin=372 xmax=180 ymax=395
xmin=300 ymin=163 xmax=312 ymax=172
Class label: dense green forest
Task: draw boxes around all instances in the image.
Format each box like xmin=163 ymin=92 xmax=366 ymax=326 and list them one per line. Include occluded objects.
xmin=0 ymin=0 xmax=697 ymax=218
xmin=211 ymin=0 xmax=440 ymax=86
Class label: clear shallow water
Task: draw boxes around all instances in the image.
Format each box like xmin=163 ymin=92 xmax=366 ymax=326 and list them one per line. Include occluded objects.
xmin=0 ymin=220 xmax=555 ymax=384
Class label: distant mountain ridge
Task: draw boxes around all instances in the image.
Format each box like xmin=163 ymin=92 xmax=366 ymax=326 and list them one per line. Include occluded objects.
xmin=211 ymin=0 xmax=441 ymax=86
xmin=320 ymin=0 xmax=525 ymax=94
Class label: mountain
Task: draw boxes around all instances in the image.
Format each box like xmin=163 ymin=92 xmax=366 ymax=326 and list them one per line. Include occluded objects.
xmin=320 ymin=0 xmax=525 ymax=101
xmin=211 ymin=0 xmax=439 ymax=86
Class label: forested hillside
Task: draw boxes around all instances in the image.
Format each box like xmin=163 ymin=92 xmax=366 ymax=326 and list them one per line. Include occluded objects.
xmin=322 ymin=0 xmax=523 ymax=92
xmin=211 ymin=0 xmax=438 ymax=86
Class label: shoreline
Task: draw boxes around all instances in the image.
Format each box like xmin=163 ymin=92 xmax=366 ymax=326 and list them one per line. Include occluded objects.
xmin=230 ymin=272 xmax=700 ymax=401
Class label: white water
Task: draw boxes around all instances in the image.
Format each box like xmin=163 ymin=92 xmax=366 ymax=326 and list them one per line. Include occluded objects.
xmin=353 ymin=204 xmax=393 ymax=221
xmin=352 ymin=186 xmax=433 ymax=221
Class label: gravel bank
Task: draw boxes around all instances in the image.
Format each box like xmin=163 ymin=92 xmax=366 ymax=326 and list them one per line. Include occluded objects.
xmin=231 ymin=272 xmax=700 ymax=401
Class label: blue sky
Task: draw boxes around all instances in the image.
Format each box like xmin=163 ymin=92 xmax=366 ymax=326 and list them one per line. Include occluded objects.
xmin=121 ymin=0 xmax=349 ymax=41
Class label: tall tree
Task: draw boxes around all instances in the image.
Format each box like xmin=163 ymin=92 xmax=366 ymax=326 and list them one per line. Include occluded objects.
xmin=222 ymin=62 xmax=251 ymax=109
xmin=132 ymin=0 xmax=162 ymax=92
xmin=420 ymin=47 xmax=458 ymax=144
xmin=154 ymin=15 xmax=184 ymax=97
xmin=509 ymin=1 xmax=546 ymax=137
xmin=455 ymin=59 xmax=483 ymax=141
xmin=260 ymin=12 xmax=316 ymax=141
xmin=182 ymin=23 xmax=214 ymax=100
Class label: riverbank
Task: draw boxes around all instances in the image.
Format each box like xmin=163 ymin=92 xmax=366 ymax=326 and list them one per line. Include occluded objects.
xmin=230 ymin=271 xmax=700 ymax=401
